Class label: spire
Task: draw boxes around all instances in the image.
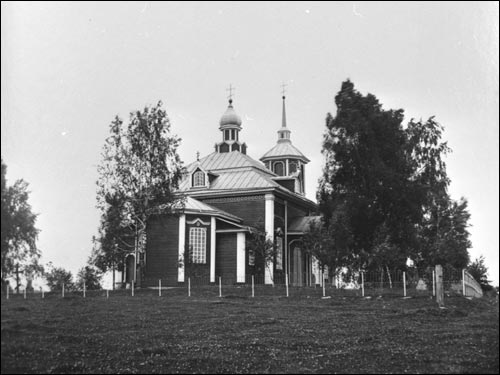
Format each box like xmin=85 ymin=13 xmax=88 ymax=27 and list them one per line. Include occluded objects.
xmin=282 ymin=95 xmax=287 ymax=128
xmin=281 ymin=82 xmax=287 ymax=128
xmin=277 ymin=85 xmax=291 ymax=143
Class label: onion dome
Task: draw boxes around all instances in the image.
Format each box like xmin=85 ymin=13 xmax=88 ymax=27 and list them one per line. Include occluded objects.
xmin=219 ymin=99 xmax=242 ymax=128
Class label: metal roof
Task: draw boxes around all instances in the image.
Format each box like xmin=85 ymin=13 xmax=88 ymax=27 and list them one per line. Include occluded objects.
xmin=186 ymin=151 xmax=273 ymax=175
xmin=179 ymin=196 xmax=243 ymax=223
xmin=260 ymin=142 xmax=310 ymax=162
xmin=178 ymin=151 xmax=317 ymax=209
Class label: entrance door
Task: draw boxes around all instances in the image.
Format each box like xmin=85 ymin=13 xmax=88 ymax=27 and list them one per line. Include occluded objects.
xmin=125 ymin=254 xmax=135 ymax=284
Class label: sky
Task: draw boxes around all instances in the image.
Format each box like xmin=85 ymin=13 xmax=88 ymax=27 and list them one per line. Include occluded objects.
xmin=2 ymin=2 xmax=499 ymax=286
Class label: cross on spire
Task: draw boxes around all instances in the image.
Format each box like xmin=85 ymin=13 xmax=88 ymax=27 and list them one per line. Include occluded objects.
xmin=281 ymin=82 xmax=288 ymax=98
xmin=196 ymin=151 xmax=200 ymax=161
xmin=226 ymin=84 xmax=235 ymax=102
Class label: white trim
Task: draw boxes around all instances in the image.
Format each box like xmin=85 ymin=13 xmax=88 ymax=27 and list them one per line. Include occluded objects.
xmin=265 ymin=193 xmax=274 ymax=284
xmin=215 ymin=229 xmax=249 ymax=233
xmin=237 ymin=232 xmax=246 ymax=283
xmin=186 ymin=218 xmax=210 ymax=226
xmin=210 ymin=217 xmax=216 ymax=283
xmin=178 ymin=214 xmax=186 ymax=282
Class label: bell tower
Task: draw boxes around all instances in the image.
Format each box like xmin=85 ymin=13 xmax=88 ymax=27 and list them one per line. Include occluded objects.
xmin=215 ymin=85 xmax=247 ymax=154
xmin=260 ymin=91 xmax=309 ymax=195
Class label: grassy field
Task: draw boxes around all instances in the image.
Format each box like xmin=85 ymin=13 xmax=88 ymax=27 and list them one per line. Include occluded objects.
xmin=1 ymin=288 xmax=498 ymax=374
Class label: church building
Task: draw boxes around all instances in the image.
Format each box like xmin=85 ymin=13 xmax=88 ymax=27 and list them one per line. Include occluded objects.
xmin=142 ymin=93 xmax=322 ymax=287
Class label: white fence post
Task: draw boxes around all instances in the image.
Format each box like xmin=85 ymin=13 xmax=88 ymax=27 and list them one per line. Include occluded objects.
xmin=361 ymin=271 xmax=365 ymax=297
xmin=462 ymin=269 xmax=466 ymax=297
xmin=24 ymin=288 xmax=26 ymax=299
xmin=131 ymin=281 xmax=134 ymax=297
xmin=403 ymin=272 xmax=406 ymax=297
xmin=188 ymin=277 xmax=191 ymax=297
xmin=41 ymin=288 xmax=44 ymax=299
xmin=159 ymin=279 xmax=161 ymax=297
xmin=432 ymin=270 xmax=436 ymax=297
xmin=252 ymin=275 xmax=254 ymax=298
xmin=83 ymin=283 xmax=86 ymax=298
xmin=219 ymin=277 xmax=222 ymax=298
xmin=6 ymin=285 xmax=9 ymax=299
xmin=323 ymin=274 xmax=326 ymax=297
xmin=106 ymin=289 xmax=109 ymax=299
xmin=286 ymin=273 xmax=289 ymax=298
xmin=62 ymin=283 xmax=65 ymax=298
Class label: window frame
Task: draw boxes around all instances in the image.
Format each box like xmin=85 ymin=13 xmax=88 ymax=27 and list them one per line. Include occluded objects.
xmin=188 ymin=227 xmax=207 ymax=264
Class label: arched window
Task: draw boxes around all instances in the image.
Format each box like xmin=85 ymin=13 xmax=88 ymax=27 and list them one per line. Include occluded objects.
xmin=273 ymin=161 xmax=284 ymax=176
xmin=193 ymin=170 xmax=205 ymax=187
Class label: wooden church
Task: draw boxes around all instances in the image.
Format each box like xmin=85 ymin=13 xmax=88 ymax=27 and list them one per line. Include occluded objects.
xmin=140 ymin=93 xmax=322 ymax=287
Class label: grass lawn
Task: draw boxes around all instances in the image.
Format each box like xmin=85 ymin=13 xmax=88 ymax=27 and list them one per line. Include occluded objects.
xmin=1 ymin=288 xmax=498 ymax=374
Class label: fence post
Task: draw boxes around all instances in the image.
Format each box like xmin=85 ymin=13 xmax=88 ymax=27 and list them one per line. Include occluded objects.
xmin=462 ymin=269 xmax=466 ymax=297
xmin=323 ymin=274 xmax=326 ymax=297
xmin=24 ymin=288 xmax=26 ymax=299
xmin=41 ymin=288 xmax=44 ymax=299
xmin=83 ymin=283 xmax=86 ymax=298
xmin=286 ymin=273 xmax=289 ymax=298
xmin=131 ymin=281 xmax=134 ymax=297
xmin=6 ymin=285 xmax=9 ymax=300
xmin=435 ymin=265 xmax=444 ymax=307
xmin=62 ymin=283 xmax=65 ymax=298
xmin=188 ymin=277 xmax=191 ymax=297
xmin=403 ymin=272 xmax=406 ymax=297
xmin=252 ymin=275 xmax=254 ymax=298
xmin=219 ymin=277 xmax=222 ymax=298
xmin=361 ymin=271 xmax=365 ymax=297
xmin=159 ymin=279 xmax=162 ymax=297
xmin=106 ymin=289 xmax=109 ymax=299
xmin=432 ymin=270 xmax=436 ymax=297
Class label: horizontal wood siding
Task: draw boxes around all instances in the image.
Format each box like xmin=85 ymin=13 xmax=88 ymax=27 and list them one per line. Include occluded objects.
xmin=201 ymin=196 xmax=265 ymax=229
xmin=145 ymin=215 xmax=179 ymax=286
xmin=216 ymin=233 xmax=237 ymax=283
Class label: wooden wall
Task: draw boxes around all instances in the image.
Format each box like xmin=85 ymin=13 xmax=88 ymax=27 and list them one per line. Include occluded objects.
xmin=145 ymin=215 xmax=179 ymax=286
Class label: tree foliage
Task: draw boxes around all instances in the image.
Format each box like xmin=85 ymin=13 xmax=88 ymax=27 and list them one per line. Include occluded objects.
xmin=246 ymin=224 xmax=277 ymax=280
xmin=75 ymin=265 xmax=102 ymax=291
xmin=467 ymin=256 xmax=493 ymax=291
xmin=1 ymin=159 xmax=42 ymax=285
xmin=302 ymin=211 xmax=353 ymax=275
xmin=44 ymin=263 xmax=74 ymax=291
xmin=93 ymin=101 xmax=185 ymax=281
xmin=317 ymin=80 xmax=471 ymax=271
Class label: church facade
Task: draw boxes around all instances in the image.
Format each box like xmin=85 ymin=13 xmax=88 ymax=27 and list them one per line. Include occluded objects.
xmin=141 ymin=95 xmax=323 ymax=287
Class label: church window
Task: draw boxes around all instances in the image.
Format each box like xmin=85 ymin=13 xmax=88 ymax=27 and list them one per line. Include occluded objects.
xmin=276 ymin=238 xmax=283 ymax=270
xmin=273 ymin=161 xmax=284 ymax=176
xmin=189 ymin=227 xmax=207 ymax=263
xmin=193 ymin=170 xmax=205 ymax=187
xmin=289 ymin=161 xmax=298 ymax=174
xmin=231 ymin=129 xmax=236 ymax=140
xmin=224 ymin=130 xmax=230 ymax=141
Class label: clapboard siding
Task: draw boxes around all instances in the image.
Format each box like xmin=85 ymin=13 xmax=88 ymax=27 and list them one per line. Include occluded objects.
xmin=145 ymin=215 xmax=179 ymax=286
xmin=216 ymin=233 xmax=237 ymax=282
xmin=201 ymin=196 xmax=266 ymax=228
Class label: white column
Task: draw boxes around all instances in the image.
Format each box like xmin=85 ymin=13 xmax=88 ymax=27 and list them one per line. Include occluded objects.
xmin=265 ymin=193 xmax=274 ymax=284
xmin=178 ymin=214 xmax=186 ymax=282
xmin=210 ymin=217 xmax=216 ymax=283
xmin=236 ymin=232 xmax=246 ymax=283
